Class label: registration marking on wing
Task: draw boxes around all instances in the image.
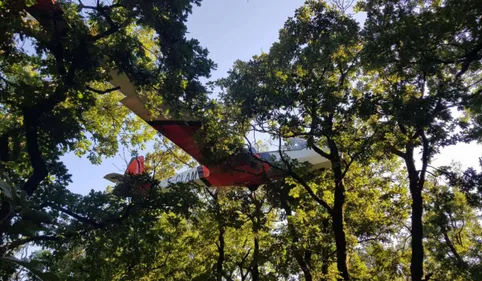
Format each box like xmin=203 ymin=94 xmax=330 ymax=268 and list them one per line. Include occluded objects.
xmin=159 ymin=167 xmax=201 ymax=187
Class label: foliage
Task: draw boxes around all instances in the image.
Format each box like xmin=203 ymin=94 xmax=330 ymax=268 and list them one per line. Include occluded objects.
xmin=0 ymin=0 xmax=214 ymax=278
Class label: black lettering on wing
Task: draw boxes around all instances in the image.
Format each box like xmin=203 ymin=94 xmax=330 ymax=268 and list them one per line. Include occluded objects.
xmin=175 ymin=174 xmax=183 ymax=183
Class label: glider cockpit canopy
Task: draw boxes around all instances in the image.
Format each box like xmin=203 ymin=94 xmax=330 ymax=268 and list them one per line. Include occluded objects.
xmin=285 ymin=138 xmax=308 ymax=151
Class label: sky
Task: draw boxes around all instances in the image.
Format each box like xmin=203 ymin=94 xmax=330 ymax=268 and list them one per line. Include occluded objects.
xmin=60 ymin=0 xmax=482 ymax=195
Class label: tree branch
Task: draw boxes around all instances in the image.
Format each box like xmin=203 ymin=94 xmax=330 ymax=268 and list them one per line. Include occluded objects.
xmin=311 ymin=143 xmax=331 ymax=160
xmin=22 ymin=113 xmax=48 ymax=196
xmin=455 ymin=41 xmax=482 ymax=79
xmin=90 ymin=20 xmax=129 ymax=41
xmin=276 ymin=138 xmax=333 ymax=214
xmin=440 ymin=225 xmax=467 ymax=270
xmin=86 ymin=85 xmax=120 ymax=94
xmin=419 ymin=131 xmax=429 ymax=190
xmin=51 ymin=205 xmax=102 ymax=227
xmin=389 ymin=146 xmax=407 ymax=159
xmin=6 ymin=235 xmax=63 ymax=251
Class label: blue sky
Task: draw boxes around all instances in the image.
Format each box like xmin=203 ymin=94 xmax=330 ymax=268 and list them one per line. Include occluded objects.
xmin=187 ymin=0 xmax=307 ymax=80
xmin=61 ymin=0 xmax=481 ymax=195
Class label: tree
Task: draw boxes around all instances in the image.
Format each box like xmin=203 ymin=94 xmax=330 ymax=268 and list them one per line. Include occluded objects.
xmin=218 ymin=2 xmax=382 ymax=279
xmin=0 ymin=0 xmax=214 ymax=277
xmin=357 ymin=0 xmax=482 ymax=279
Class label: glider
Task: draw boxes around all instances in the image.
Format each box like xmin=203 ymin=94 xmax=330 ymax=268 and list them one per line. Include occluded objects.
xmin=24 ymin=1 xmax=331 ymax=190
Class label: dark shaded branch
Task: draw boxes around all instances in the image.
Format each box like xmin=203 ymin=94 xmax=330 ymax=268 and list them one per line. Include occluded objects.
xmin=277 ymin=139 xmax=333 ymax=214
xmin=22 ymin=114 xmax=48 ymax=196
xmin=90 ymin=20 xmax=129 ymax=41
xmin=6 ymin=235 xmax=63 ymax=251
xmin=288 ymin=169 xmax=333 ymax=214
xmin=78 ymin=0 xmax=123 ymax=28
xmin=104 ymin=203 xmax=137 ymax=225
xmin=21 ymin=25 xmax=82 ymax=194
xmin=419 ymin=131 xmax=429 ymax=190
xmin=86 ymin=85 xmax=120 ymax=94
xmin=398 ymin=123 xmax=408 ymax=136
xmin=52 ymin=205 xmax=102 ymax=227
xmin=357 ymin=233 xmax=383 ymax=244
xmin=0 ymin=134 xmax=9 ymax=161
xmin=390 ymin=146 xmax=406 ymax=159
xmin=440 ymin=225 xmax=467 ymax=270
xmin=311 ymin=143 xmax=331 ymax=160
xmin=340 ymin=131 xmax=378 ymax=180
xmin=47 ymin=201 xmax=136 ymax=229
xmin=455 ymin=41 xmax=482 ymax=79
xmin=152 ymin=251 xmax=171 ymax=270
xmin=422 ymin=272 xmax=434 ymax=281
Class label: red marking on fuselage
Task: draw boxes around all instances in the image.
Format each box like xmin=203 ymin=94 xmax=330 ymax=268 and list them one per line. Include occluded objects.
xmin=200 ymin=154 xmax=274 ymax=187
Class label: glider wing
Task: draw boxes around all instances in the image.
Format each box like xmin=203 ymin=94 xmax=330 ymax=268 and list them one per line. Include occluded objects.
xmin=27 ymin=2 xmax=210 ymax=166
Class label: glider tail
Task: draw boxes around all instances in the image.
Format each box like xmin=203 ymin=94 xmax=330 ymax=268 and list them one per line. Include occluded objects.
xmin=125 ymin=156 xmax=145 ymax=175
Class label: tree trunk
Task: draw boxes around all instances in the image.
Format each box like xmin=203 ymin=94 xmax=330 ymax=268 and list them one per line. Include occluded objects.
xmin=295 ymin=250 xmax=313 ymax=281
xmin=251 ymin=237 xmax=260 ymax=281
xmin=332 ymin=185 xmax=349 ymax=281
xmin=410 ymin=184 xmax=424 ymax=281
xmin=0 ymin=204 xmax=11 ymax=230
xmin=216 ymin=226 xmax=225 ymax=281
xmin=0 ymin=134 xmax=9 ymax=161
xmin=321 ymin=249 xmax=330 ymax=280
xmin=279 ymin=188 xmax=313 ymax=281
xmin=328 ymin=139 xmax=350 ymax=281
xmin=290 ymin=236 xmax=313 ymax=280
xmin=250 ymin=191 xmax=262 ymax=281
xmin=405 ymin=152 xmax=424 ymax=281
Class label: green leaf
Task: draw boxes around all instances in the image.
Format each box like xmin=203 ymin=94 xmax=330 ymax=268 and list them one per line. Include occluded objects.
xmin=25 ymin=0 xmax=37 ymax=8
